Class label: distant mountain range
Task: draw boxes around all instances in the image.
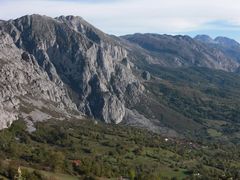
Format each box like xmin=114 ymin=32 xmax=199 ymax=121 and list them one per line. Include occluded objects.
xmin=194 ymin=34 xmax=240 ymax=64
xmin=0 ymin=14 xmax=240 ymax=142
xmin=122 ymin=33 xmax=240 ymax=71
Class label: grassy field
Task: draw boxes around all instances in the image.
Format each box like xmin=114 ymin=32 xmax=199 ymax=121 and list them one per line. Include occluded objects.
xmin=22 ymin=167 xmax=79 ymax=180
xmin=207 ymin=129 xmax=222 ymax=137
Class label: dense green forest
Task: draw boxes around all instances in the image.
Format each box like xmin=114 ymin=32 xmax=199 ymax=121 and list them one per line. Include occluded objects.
xmin=0 ymin=119 xmax=240 ymax=180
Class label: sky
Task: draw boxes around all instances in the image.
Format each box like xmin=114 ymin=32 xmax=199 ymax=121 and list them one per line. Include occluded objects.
xmin=0 ymin=0 xmax=240 ymax=41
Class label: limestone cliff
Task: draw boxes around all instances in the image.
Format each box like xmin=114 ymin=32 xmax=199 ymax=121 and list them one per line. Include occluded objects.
xmin=0 ymin=15 xmax=143 ymax=128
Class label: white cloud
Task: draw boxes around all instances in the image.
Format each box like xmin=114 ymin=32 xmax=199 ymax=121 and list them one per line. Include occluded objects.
xmin=0 ymin=0 xmax=240 ymax=37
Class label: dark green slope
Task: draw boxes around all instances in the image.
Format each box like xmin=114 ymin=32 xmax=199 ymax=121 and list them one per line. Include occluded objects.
xmin=136 ymin=65 xmax=240 ymax=142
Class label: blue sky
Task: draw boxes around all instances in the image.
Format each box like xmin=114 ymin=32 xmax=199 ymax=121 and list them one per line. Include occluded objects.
xmin=0 ymin=0 xmax=240 ymax=41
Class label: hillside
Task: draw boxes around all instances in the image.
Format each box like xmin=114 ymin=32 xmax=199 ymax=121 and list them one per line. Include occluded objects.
xmin=121 ymin=33 xmax=240 ymax=142
xmin=195 ymin=35 xmax=240 ymax=63
xmin=121 ymin=33 xmax=239 ymax=71
xmin=0 ymin=119 xmax=240 ymax=179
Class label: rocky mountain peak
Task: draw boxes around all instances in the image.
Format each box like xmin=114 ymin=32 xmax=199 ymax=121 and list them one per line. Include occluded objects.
xmin=194 ymin=34 xmax=215 ymax=44
xmin=194 ymin=34 xmax=240 ymax=48
xmin=214 ymin=36 xmax=240 ymax=47
xmin=0 ymin=14 xmax=144 ymax=129
xmin=123 ymin=33 xmax=240 ymax=72
xmin=55 ymin=15 xmax=112 ymax=45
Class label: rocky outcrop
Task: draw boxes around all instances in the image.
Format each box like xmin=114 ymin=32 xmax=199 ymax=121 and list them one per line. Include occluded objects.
xmin=0 ymin=15 xmax=143 ymax=128
xmin=0 ymin=30 xmax=78 ymax=129
xmin=142 ymin=71 xmax=151 ymax=80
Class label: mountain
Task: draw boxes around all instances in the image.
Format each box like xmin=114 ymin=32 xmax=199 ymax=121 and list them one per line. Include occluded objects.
xmin=214 ymin=36 xmax=240 ymax=47
xmin=1 ymin=15 xmax=240 ymax=142
xmin=2 ymin=14 xmax=240 ymax=179
xmin=0 ymin=14 xmax=145 ymax=130
xmin=194 ymin=34 xmax=216 ymax=44
xmin=121 ymin=33 xmax=240 ymax=142
xmin=194 ymin=35 xmax=240 ymax=63
xmin=195 ymin=34 xmax=240 ymax=47
xmin=121 ymin=33 xmax=239 ymax=71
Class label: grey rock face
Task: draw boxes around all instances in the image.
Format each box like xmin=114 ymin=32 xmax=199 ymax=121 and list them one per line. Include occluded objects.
xmin=0 ymin=30 xmax=78 ymax=129
xmin=0 ymin=15 xmax=143 ymax=128
xmin=142 ymin=71 xmax=151 ymax=80
xmin=195 ymin=35 xmax=240 ymax=64
xmin=121 ymin=58 xmax=131 ymax=69
xmin=124 ymin=109 xmax=178 ymax=137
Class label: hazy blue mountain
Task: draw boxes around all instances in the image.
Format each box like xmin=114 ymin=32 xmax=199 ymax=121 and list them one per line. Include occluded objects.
xmin=195 ymin=35 xmax=240 ymax=63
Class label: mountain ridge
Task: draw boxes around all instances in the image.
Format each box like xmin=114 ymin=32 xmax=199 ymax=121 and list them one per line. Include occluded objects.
xmin=1 ymin=14 xmax=240 ymax=142
xmin=121 ymin=33 xmax=240 ymax=72
xmin=0 ymin=14 xmax=144 ymax=129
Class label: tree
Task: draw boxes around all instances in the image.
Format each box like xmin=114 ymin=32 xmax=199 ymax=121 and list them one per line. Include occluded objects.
xmin=48 ymin=151 xmax=65 ymax=172
xmin=129 ymin=169 xmax=136 ymax=180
